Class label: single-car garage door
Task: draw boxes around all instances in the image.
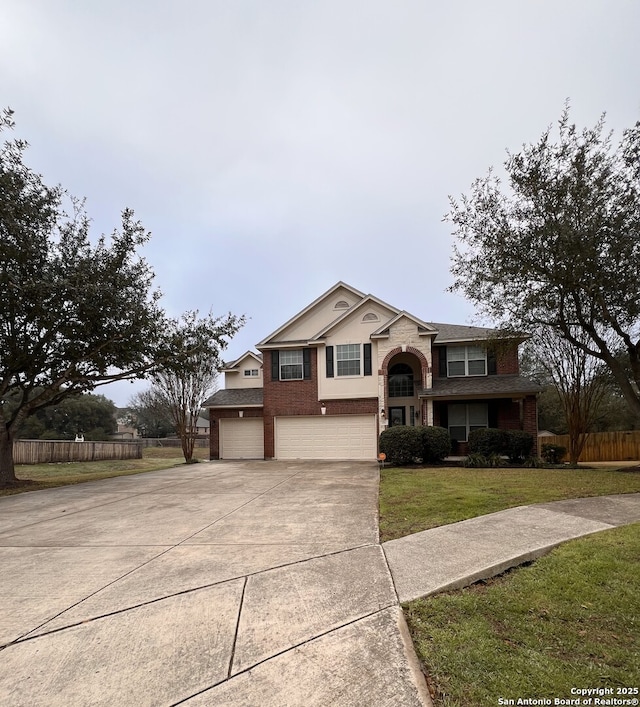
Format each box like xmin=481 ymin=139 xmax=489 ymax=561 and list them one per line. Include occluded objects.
xmin=219 ymin=418 xmax=264 ymax=459
xmin=275 ymin=415 xmax=377 ymax=460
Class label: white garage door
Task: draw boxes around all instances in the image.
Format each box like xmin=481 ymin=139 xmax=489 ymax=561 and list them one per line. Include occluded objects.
xmin=275 ymin=415 xmax=377 ymax=460
xmin=219 ymin=418 xmax=264 ymax=459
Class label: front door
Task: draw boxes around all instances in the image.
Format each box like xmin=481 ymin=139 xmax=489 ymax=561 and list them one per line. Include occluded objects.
xmin=389 ymin=407 xmax=406 ymax=426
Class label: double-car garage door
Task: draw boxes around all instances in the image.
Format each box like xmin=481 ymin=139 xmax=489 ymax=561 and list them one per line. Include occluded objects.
xmin=276 ymin=415 xmax=376 ymax=460
xmin=219 ymin=414 xmax=377 ymax=460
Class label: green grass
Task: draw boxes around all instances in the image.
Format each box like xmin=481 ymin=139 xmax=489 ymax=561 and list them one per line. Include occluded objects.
xmin=404 ymin=524 xmax=640 ymax=706
xmin=379 ymin=465 xmax=640 ymax=705
xmin=0 ymin=445 xmax=210 ymax=496
xmin=379 ymin=465 xmax=640 ymax=541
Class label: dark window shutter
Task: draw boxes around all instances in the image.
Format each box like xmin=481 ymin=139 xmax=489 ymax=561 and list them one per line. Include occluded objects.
xmin=271 ymin=350 xmax=280 ymax=381
xmin=363 ymin=343 xmax=372 ymax=376
xmin=303 ymin=349 xmax=311 ymax=380
xmin=487 ymin=349 xmax=497 ymax=375
xmin=326 ymin=346 xmax=334 ymax=377
xmin=438 ymin=347 xmax=447 ymax=377
xmin=488 ymin=401 xmax=499 ymax=428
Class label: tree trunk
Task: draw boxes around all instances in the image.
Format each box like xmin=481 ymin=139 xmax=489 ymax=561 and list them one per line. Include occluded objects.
xmin=181 ymin=425 xmax=195 ymax=463
xmin=568 ymin=431 xmax=588 ymax=467
xmin=0 ymin=427 xmax=17 ymax=485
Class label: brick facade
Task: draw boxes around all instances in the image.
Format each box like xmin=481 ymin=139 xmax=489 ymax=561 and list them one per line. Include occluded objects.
xmin=261 ymin=348 xmax=378 ymax=458
xmin=206 ymin=286 xmax=539 ymax=460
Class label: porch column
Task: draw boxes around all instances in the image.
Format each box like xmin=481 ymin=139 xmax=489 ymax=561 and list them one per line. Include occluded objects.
xmin=423 ymin=399 xmax=433 ymax=426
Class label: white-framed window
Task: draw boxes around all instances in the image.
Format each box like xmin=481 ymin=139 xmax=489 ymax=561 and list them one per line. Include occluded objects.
xmin=448 ymin=403 xmax=488 ymax=442
xmin=243 ymin=369 xmax=259 ymax=377
xmin=388 ymin=363 xmax=414 ymax=397
xmin=447 ymin=345 xmax=487 ymax=377
xmin=336 ymin=344 xmax=361 ymax=376
xmin=280 ymin=350 xmax=303 ymax=380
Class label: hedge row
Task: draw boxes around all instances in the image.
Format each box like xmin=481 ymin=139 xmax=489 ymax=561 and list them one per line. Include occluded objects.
xmin=378 ymin=426 xmax=535 ymax=465
xmin=468 ymin=428 xmax=534 ymax=462
xmin=379 ymin=426 xmax=451 ymax=465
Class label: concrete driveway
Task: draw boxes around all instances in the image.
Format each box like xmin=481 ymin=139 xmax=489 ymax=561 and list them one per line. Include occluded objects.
xmin=0 ymin=461 xmax=430 ymax=706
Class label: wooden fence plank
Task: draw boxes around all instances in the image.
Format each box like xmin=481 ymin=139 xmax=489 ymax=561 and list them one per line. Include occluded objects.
xmin=540 ymin=431 xmax=640 ymax=462
xmin=14 ymin=440 xmax=143 ymax=465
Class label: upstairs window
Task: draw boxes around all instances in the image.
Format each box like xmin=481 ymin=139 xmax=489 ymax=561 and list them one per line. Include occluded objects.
xmin=388 ymin=363 xmax=414 ymax=397
xmin=280 ymin=350 xmax=304 ymax=380
xmin=326 ymin=344 xmax=372 ymax=377
xmin=244 ymin=369 xmax=259 ymax=377
xmin=447 ymin=345 xmax=487 ymax=377
xmin=336 ymin=344 xmax=360 ymax=376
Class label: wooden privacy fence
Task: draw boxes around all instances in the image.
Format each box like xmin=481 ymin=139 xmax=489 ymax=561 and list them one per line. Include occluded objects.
xmin=541 ymin=431 xmax=640 ymax=462
xmin=14 ymin=440 xmax=143 ymax=465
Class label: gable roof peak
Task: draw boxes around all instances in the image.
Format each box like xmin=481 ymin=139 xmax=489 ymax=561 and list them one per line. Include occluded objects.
xmin=257 ymin=281 xmax=366 ymax=347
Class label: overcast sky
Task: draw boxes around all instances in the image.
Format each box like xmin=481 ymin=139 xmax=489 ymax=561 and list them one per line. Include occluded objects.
xmin=2 ymin=1 xmax=639 ymax=406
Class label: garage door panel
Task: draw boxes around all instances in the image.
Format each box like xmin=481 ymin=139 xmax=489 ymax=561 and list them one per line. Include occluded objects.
xmin=275 ymin=415 xmax=376 ymax=460
xmin=220 ymin=418 xmax=264 ymax=459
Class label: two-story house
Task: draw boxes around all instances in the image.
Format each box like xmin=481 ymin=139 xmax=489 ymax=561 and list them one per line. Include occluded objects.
xmin=204 ymin=282 xmax=540 ymax=460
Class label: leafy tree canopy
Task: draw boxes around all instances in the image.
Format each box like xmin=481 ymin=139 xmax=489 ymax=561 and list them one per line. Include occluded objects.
xmin=151 ymin=310 xmax=244 ymax=462
xmin=14 ymin=393 xmax=117 ymax=440
xmin=447 ymin=107 xmax=640 ymax=417
xmin=0 ymin=109 xmax=242 ymax=483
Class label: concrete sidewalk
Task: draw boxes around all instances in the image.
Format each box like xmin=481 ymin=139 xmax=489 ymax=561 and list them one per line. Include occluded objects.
xmin=383 ymin=492 xmax=640 ymax=602
xmin=0 ymin=461 xmax=638 ymax=706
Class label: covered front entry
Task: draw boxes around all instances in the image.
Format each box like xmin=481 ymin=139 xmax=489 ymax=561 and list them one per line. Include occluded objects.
xmin=219 ymin=417 xmax=264 ymax=459
xmin=275 ymin=415 xmax=377 ymax=460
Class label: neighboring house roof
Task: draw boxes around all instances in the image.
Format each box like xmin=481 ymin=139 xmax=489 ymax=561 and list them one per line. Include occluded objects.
xmin=203 ymin=388 xmax=264 ymax=408
xmin=420 ymin=375 xmax=541 ymax=399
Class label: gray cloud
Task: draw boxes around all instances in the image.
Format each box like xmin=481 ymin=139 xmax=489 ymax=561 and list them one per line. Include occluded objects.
xmin=1 ymin=0 xmax=638 ymax=404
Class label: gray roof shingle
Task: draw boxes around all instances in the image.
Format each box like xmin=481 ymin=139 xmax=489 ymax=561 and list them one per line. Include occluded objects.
xmin=420 ymin=375 xmax=541 ymax=399
xmin=203 ymin=388 xmax=264 ymax=408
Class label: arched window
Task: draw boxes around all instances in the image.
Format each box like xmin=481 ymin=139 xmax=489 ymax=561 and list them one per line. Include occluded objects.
xmin=388 ymin=363 xmax=414 ymax=397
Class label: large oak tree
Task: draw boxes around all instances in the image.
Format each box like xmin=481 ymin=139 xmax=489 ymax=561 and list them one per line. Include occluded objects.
xmin=0 ymin=109 xmax=167 ymax=484
xmin=447 ymin=109 xmax=640 ymax=418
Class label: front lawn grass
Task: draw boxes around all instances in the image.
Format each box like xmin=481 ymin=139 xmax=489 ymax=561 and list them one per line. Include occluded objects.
xmin=0 ymin=445 xmax=210 ymax=496
xmin=404 ymin=523 xmax=640 ymax=706
xmin=379 ymin=464 xmax=640 ymax=541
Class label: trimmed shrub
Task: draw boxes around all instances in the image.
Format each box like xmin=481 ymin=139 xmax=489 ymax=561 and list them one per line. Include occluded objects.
xmin=541 ymin=443 xmax=567 ymax=464
xmin=468 ymin=428 xmax=507 ymax=456
xmin=504 ymin=430 xmax=534 ymax=462
xmin=421 ymin=426 xmax=452 ymax=463
xmin=379 ymin=426 xmax=423 ymax=465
